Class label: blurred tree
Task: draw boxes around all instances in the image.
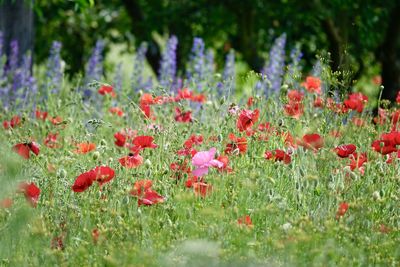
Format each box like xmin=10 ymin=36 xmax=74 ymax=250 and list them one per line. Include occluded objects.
xmin=0 ymin=0 xmax=34 ymax=64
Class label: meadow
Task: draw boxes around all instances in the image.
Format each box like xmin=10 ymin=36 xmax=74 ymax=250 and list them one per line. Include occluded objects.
xmin=0 ymin=35 xmax=399 ymax=266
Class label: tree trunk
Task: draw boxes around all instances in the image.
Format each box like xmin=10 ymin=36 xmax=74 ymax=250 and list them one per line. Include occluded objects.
xmin=380 ymin=4 xmax=400 ymax=102
xmin=0 ymin=0 xmax=34 ymax=64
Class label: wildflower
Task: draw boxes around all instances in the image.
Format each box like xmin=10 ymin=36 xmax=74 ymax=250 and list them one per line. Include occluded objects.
xmin=109 ymin=107 xmax=124 ymax=117
xmin=50 ymin=116 xmax=63 ymax=125
xmin=298 ymin=133 xmax=324 ymax=150
xmin=193 ymin=182 xmax=212 ymax=197
xmin=74 ymin=142 xmax=96 ymax=154
xmin=3 ymin=115 xmax=21 ymax=129
xmin=19 ymin=182 xmax=40 ymax=207
xmin=334 ymin=144 xmax=357 ymax=158
xmin=44 ymin=133 xmax=61 ymax=148
xmin=175 ymin=107 xmax=193 ymax=123
xmin=349 ymin=152 xmax=367 ymax=174
xmin=287 ymin=90 xmax=304 ymax=102
xmin=72 ymin=171 xmax=96 ymax=192
xmin=302 ymin=76 xmax=322 ymax=94
xmin=119 ymin=153 xmax=143 ymax=168
xmin=92 ymin=228 xmax=100 ymax=244
xmin=0 ymin=198 xmax=13 ymax=209
xmin=237 ymin=215 xmax=253 ymax=228
xmin=131 ymin=135 xmax=157 ymax=153
xmin=236 ymin=109 xmax=260 ymax=132
xmin=284 ymin=102 xmax=303 ymax=119
xmin=225 ymin=133 xmax=247 ymax=155
xmin=216 ymin=155 xmax=233 ymax=173
xmin=13 ymin=142 xmax=40 ymax=159
xmin=92 ymin=166 xmax=115 ymax=186
xmin=130 ymin=179 xmax=164 ymax=206
xmin=35 ymin=109 xmax=48 ymax=121
xmin=192 ymin=147 xmax=223 ymax=177
xmin=98 ymin=85 xmax=116 ymax=97
xmin=264 ymin=149 xmax=291 ymax=164
xmin=371 ymin=140 xmax=397 ymax=155
xmin=343 ymin=93 xmax=368 ymax=113
xmin=335 ymin=202 xmax=349 ymax=220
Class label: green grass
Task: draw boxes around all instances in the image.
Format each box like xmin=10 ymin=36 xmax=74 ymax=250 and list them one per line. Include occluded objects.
xmin=0 ymin=77 xmax=399 ymax=267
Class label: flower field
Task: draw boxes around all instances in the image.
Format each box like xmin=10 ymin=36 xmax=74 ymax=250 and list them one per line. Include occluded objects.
xmin=0 ymin=36 xmax=399 ymax=266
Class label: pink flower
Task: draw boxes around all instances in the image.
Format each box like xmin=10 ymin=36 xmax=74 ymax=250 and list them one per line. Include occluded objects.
xmin=192 ymin=147 xmax=223 ymax=177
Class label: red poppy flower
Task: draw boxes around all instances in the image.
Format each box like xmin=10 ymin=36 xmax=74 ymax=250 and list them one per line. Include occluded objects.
xmin=313 ymin=97 xmax=324 ymax=108
xmin=287 ymin=90 xmax=304 ymax=102
xmin=343 ymin=93 xmax=368 ymax=113
xmin=175 ymin=88 xmax=193 ymax=101
xmin=130 ymin=180 xmax=164 ymax=206
xmin=191 ymin=93 xmax=206 ymax=103
xmin=140 ymin=93 xmax=155 ymax=106
xmin=13 ymin=142 xmax=40 ymax=159
xmin=264 ymin=149 xmax=291 ymax=164
xmin=92 ymin=228 xmax=100 ymax=244
xmin=184 ymin=134 xmax=204 ymax=147
xmin=3 ymin=115 xmax=21 ymax=129
xmin=74 ymin=142 xmax=96 ymax=154
xmin=0 ymin=198 xmax=13 ymax=209
xmin=19 ymin=182 xmax=41 ymax=207
xmin=72 ymin=171 xmax=96 ymax=192
xmin=175 ymin=107 xmax=193 ymax=123
xmin=302 ymin=76 xmax=322 ymax=94
xmin=50 ymin=116 xmax=63 ymax=125
xmin=373 ymin=108 xmax=388 ymax=125
xmin=114 ymin=129 xmax=137 ymax=148
xmin=258 ymin=122 xmax=274 ymax=133
xmin=386 ymin=150 xmax=400 ymax=164
xmin=284 ymin=102 xmax=304 ymax=119
xmin=349 ymin=152 xmax=367 ymax=172
xmin=35 ymin=109 xmax=48 ymax=121
xmin=236 ymin=109 xmax=260 ymax=132
xmin=225 ymin=133 xmax=247 ymax=155
xmin=131 ymin=135 xmax=157 ymax=153
xmin=237 ymin=215 xmax=253 ymax=227
xmin=130 ymin=179 xmax=153 ymax=196
xmin=216 ymin=155 xmax=233 ymax=173
xmin=44 ymin=133 xmax=61 ymax=148
xmin=92 ymin=166 xmax=115 ymax=186
xmin=371 ymin=140 xmax=397 ymax=155
xmin=109 ymin=107 xmax=124 ymax=117
xmin=334 ymin=144 xmax=356 ymax=158
xmin=193 ymin=182 xmax=212 ymax=197
xmin=119 ymin=154 xmax=143 ymax=168
xmin=98 ymin=85 xmax=116 ymax=97
xmin=247 ymin=97 xmax=254 ymax=107
xmin=138 ymin=190 xmax=165 ymax=206
xmin=336 ymin=202 xmax=349 ymax=219
xmin=185 ymin=175 xmax=202 ymax=188
xmin=298 ymin=134 xmax=324 ymax=150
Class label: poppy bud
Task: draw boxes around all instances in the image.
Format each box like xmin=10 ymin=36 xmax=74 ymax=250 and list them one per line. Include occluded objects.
xmin=93 ymin=151 xmax=100 ymax=160
xmin=144 ymin=159 xmax=152 ymax=167
xmin=372 ymin=191 xmax=381 ymax=201
xmin=100 ymin=139 xmax=107 ymax=146
xmin=57 ymin=169 xmax=67 ymax=179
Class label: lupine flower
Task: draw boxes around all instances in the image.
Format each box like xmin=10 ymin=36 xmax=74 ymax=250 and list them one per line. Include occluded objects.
xmin=84 ymin=40 xmax=104 ymax=98
xmin=187 ymin=37 xmax=205 ymax=90
xmin=113 ymin=62 xmax=123 ymax=93
xmin=159 ymin=36 xmax=178 ymax=90
xmin=46 ymin=41 xmax=63 ymax=94
xmin=285 ymin=46 xmax=303 ymax=87
xmin=191 ymin=147 xmax=223 ymax=177
xmin=263 ymin=33 xmax=286 ymax=96
xmin=132 ymin=43 xmax=148 ymax=93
